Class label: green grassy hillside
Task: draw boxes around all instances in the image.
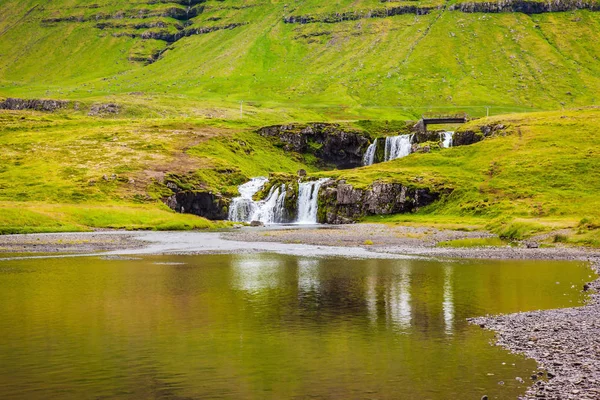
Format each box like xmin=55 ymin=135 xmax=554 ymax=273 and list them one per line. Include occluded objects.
xmin=1 ymin=0 xmax=599 ymax=240
xmin=1 ymin=1 xmax=600 ymax=118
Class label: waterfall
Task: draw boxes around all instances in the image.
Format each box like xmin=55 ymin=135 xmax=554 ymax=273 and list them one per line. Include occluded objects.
xmin=252 ymin=184 xmax=288 ymax=224
xmin=363 ymin=141 xmax=377 ymax=166
xmin=230 ymin=177 xmax=329 ymax=225
xmin=384 ymin=134 xmax=413 ymax=161
xmin=297 ymin=179 xmax=328 ymax=224
xmin=228 ymin=177 xmax=268 ymax=222
xmin=440 ymin=131 xmax=454 ymax=148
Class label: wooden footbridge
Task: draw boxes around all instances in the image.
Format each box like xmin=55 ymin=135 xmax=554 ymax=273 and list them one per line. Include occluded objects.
xmin=414 ymin=112 xmax=468 ymax=133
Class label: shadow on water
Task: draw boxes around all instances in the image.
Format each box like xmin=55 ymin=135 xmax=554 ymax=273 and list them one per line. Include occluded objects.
xmin=0 ymin=254 xmax=594 ymax=399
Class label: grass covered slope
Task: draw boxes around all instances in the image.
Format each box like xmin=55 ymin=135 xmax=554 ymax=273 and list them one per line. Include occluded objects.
xmin=1 ymin=1 xmax=600 ymax=117
xmin=327 ymin=108 xmax=600 ymax=242
xmin=0 ymin=110 xmax=313 ymax=233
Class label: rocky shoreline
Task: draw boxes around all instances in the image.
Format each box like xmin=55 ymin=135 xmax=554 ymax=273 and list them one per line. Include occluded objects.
xmin=470 ymin=258 xmax=600 ymax=400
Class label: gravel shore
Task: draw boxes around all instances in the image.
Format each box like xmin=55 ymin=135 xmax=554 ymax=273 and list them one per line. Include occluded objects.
xmin=1 ymin=225 xmax=600 ymax=399
xmin=0 ymin=231 xmax=146 ymax=254
xmin=470 ymin=258 xmax=600 ymax=400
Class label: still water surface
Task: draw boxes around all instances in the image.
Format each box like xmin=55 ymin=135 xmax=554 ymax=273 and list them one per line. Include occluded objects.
xmin=0 ymin=254 xmax=593 ymax=399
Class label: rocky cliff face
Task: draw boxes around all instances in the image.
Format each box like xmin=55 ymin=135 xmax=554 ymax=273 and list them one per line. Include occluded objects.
xmin=454 ymin=123 xmax=507 ymax=146
xmin=449 ymin=0 xmax=600 ymax=13
xmin=162 ymin=177 xmax=230 ymax=220
xmin=318 ymin=180 xmax=442 ymax=224
xmin=257 ymin=123 xmax=371 ymax=169
xmin=165 ymin=190 xmax=229 ymax=220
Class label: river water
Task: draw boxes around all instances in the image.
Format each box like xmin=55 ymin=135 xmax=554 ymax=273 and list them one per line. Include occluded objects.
xmin=0 ymin=253 xmax=593 ymax=399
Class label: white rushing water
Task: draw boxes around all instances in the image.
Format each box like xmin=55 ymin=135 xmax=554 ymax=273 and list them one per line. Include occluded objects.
xmin=228 ymin=177 xmax=268 ymax=222
xmin=384 ymin=134 xmax=413 ymax=161
xmin=297 ymin=179 xmax=329 ymax=224
xmin=363 ymin=141 xmax=377 ymax=166
xmin=229 ymin=178 xmax=289 ymax=224
xmin=440 ymin=131 xmax=454 ymax=148
xmin=252 ymin=184 xmax=288 ymax=224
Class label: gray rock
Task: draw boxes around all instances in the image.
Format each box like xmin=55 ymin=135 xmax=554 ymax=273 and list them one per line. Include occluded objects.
xmin=0 ymin=97 xmax=69 ymax=112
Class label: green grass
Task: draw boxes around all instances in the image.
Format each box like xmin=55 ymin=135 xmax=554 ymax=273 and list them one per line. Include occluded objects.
xmin=436 ymin=237 xmax=509 ymax=248
xmin=0 ymin=202 xmax=218 ymax=234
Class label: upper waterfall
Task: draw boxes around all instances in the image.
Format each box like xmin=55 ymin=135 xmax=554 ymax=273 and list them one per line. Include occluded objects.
xmin=440 ymin=131 xmax=454 ymax=148
xmin=384 ymin=134 xmax=413 ymax=161
xmin=363 ymin=142 xmax=377 ymax=166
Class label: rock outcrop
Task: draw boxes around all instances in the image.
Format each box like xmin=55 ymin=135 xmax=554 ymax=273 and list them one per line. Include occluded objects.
xmin=454 ymin=123 xmax=507 ymax=146
xmin=284 ymin=5 xmax=436 ymax=24
xmin=257 ymin=123 xmax=371 ymax=169
xmin=88 ymin=103 xmax=120 ymax=116
xmin=449 ymin=0 xmax=600 ymax=13
xmin=165 ymin=190 xmax=229 ymax=220
xmin=0 ymin=98 xmax=69 ymax=112
xmin=318 ymin=180 xmax=443 ymax=224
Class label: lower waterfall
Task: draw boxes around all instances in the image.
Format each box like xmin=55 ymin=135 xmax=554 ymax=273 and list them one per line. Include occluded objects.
xmin=228 ymin=177 xmax=268 ymax=222
xmin=228 ymin=178 xmax=288 ymax=224
xmin=297 ymin=179 xmax=329 ymax=224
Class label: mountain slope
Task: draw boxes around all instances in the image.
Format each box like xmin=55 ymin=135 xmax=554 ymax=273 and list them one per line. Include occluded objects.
xmin=1 ymin=0 xmax=600 ymax=117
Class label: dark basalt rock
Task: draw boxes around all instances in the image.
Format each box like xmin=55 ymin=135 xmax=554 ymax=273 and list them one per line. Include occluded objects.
xmin=454 ymin=124 xmax=507 ymax=146
xmin=317 ymin=180 xmax=443 ymax=224
xmin=165 ymin=191 xmax=229 ymax=220
xmin=257 ymin=123 xmax=370 ymax=169
xmin=284 ymin=5 xmax=436 ymax=24
xmin=449 ymin=0 xmax=600 ymax=14
xmin=0 ymin=97 xmax=69 ymax=112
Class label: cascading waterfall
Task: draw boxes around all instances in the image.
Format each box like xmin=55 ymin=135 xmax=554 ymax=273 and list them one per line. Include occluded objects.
xmin=228 ymin=177 xmax=268 ymax=222
xmin=440 ymin=131 xmax=454 ymax=148
xmin=384 ymin=134 xmax=413 ymax=161
xmin=297 ymin=179 xmax=329 ymax=224
xmin=252 ymin=184 xmax=288 ymax=224
xmin=230 ymin=177 xmax=329 ymax=225
xmin=363 ymin=142 xmax=377 ymax=166
xmin=229 ymin=178 xmax=289 ymax=224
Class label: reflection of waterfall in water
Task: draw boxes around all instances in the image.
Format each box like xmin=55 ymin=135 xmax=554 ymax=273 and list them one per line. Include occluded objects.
xmin=384 ymin=134 xmax=413 ymax=161
xmin=232 ymin=254 xmax=282 ymax=293
xmin=386 ymin=266 xmax=411 ymax=330
xmin=228 ymin=178 xmax=288 ymax=224
xmin=440 ymin=131 xmax=454 ymax=148
xmin=363 ymin=142 xmax=377 ymax=166
xmin=297 ymin=179 xmax=329 ymax=224
xmin=366 ymin=274 xmax=378 ymax=324
xmin=298 ymin=258 xmax=321 ymax=293
xmin=443 ymin=265 xmax=454 ymax=335
xmin=228 ymin=177 xmax=268 ymax=222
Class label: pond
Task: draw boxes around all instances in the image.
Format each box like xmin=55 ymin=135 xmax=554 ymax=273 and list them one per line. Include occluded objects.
xmin=0 ymin=254 xmax=593 ymax=399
